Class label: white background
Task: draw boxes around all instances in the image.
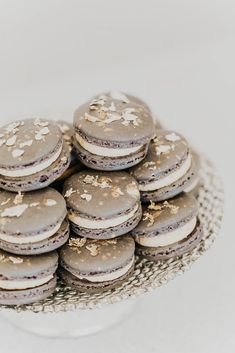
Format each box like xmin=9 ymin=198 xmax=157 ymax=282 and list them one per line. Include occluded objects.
xmin=0 ymin=0 xmax=234 ymax=352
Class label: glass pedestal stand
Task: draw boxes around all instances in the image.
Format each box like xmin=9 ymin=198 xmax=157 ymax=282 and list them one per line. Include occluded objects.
xmin=0 ymin=298 xmax=138 ymax=338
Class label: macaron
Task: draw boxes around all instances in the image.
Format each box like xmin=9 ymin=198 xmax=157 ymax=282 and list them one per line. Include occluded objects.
xmin=0 ymin=188 xmax=69 ymax=255
xmin=59 ymin=236 xmax=135 ymax=293
xmin=63 ymin=170 xmax=142 ymax=239
xmin=131 ymin=193 xmax=202 ymax=261
xmin=73 ymin=91 xmax=155 ymax=170
xmin=0 ymin=118 xmax=71 ymax=192
xmin=130 ymin=130 xmax=199 ymax=202
xmin=0 ymin=250 xmax=58 ymax=305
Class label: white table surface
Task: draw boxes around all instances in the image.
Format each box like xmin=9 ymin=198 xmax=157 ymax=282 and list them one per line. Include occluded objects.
xmin=0 ymin=1 xmax=234 ymax=352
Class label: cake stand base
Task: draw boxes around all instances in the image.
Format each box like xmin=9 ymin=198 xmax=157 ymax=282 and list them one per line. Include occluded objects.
xmin=0 ymin=298 xmax=138 ymax=338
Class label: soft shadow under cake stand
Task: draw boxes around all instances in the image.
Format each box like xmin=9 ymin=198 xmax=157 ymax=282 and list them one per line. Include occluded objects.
xmin=0 ymin=157 xmax=224 ymax=338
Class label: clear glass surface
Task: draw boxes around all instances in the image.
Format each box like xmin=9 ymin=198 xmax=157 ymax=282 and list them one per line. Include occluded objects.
xmin=0 ymin=298 xmax=139 ymax=338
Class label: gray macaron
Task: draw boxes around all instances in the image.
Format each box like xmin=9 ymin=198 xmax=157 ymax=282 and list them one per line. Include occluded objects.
xmin=130 ymin=130 xmax=199 ymax=202
xmin=0 ymin=250 xmax=58 ymax=305
xmin=59 ymin=235 xmax=135 ymax=293
xmin=63 ymin=170 xmax=142 ymax=239
xmin=0 ymin=118 xmax=71 ymax=192
xmin=0 ymin=188 xmax=69 ymax=255
xmin=73 ymin=91 xmax=155 ymax=171
xmin=131 ymin=193 xmax=202 ymax=261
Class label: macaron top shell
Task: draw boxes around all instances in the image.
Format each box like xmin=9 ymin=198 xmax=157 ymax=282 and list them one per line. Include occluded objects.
xmin=74 ymin=92 xmax=154 ymax=145
xmin=132 ymin=193 xmax=198 ymax=235
xmin=0 ymin=118 xmax=62 ymax=169
xmin=63 ymin=170 xmax=140 ymax=218
xmin=0 ymin=249 xmax=58 ymax=279
xmin=130 ymin=130 xmax=190 ymax=181
xmin=0 ymin=188 xmax=67 ymax=236
xmin=103 ymin=91 xmax=151 ymax=112
xmin=60 ymin=236 xmax=135 ymax=274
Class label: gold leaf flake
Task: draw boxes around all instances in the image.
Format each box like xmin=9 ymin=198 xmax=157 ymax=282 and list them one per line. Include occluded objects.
xmin=111 ymin=187 xmax=124 ymax=198
xmin=155 ymin=145 xmax=171 ymax=155
xmin=86 ymin=244 xmax=99 ymax=256
xmin=89 ymin=97 xmax=106 ymax=110
xmin=58 ymin=123 xmax=70 ymax=133
xmin=121 ymin=108 xmax=139 ymax=126
xmin=148 ymin=201 xmax=162 ymax=211
xmin=103 ymin=113 xmax=121 ymax=124
xmin=35 ymin=127 xmax=50 ymax=140
xmin=19 ymin=140 xmax=33 ymax=148
xmin=9 ymin=256 xmax=23 ymax=264
xmin=109 ymin=91 xmax=130 ymax=103
xmin=143 ymin=161 xmax=155 ymax=168
xmin=98 ymin=180 xmax=111 ymax=189
xmin=0 ymin=254 xmax=6 ymax=262
xmin=84 ymin=112 xmax=100 ymax=123
xmin=143 ymin=212 xmax=154 ymax=227
xmin=13 ymin=192 xmax=23 ymax=205
xmin=64 ymin=188 xmax=76 ymax=198
xmin=29 ymin=202 xmax=40 ymax=207
xmin=165 ymin=133 xmax=181 ymax=142
xmin=5 ymin=122 xmax=21 ymax=133
xmin=162 ymin=201 xmax=179 ymax=214
xmin=106 ymin=239 xmax=117 ymax=245
xmin=1 ymin=198 xmax=11 ymax=206
xmin=83 ymin=175 xmax=112 ymax=189
xmin=34 ymin=118 xmax=49 ymax=127
xmin=108 ymin=102 xmax=116 ymax=112
xmin=81 ymin=194 xmax=92 ymax=201
xmin=1 ymin=204 xmax=28 ymax=218
xmin=45 ymin=199 xmax=57 ymax=206
xmin=6 ymin=135 xmax=17 ymax=146
xmin=83 ymin=175 xmax=96 ymax=184
xmin=69 ymin=237 xmax=86 ymax=250
xmin=170 ymin=206 xmax=179 ymax=214
xmin=12 ymin=149 xmax=24 ymax=158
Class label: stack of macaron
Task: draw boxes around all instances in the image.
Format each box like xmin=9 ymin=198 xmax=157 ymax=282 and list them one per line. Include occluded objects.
xmin=0 ymin=91 xmax=202 ymax=305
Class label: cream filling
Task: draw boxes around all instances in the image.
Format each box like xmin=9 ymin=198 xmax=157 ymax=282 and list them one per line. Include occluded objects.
xmin=139 ymin=154 xmax=192 ymax=191
xmin=0 ymin=274 xmax=53 ymax=290
xmin=75 ymin=133 xmax=143 ymax=157
xmin=77 ymin=256 xmax=134 ymax=282
xmin=0 ymin=221 xmax=62 ymax=244
xmin=69 ymin=203 xmax=139 ymax=229
xmin=0 ymin=145 xmax=63 ymax=177
xmin=135 ymin=217 xmax=197 ymax=247
xmin=184 ymin=176 xmax=199 ymax=192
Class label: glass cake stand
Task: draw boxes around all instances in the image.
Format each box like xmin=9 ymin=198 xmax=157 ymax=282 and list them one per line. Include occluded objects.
xmin=0 ymin=298 xmax=139 ymax=338
xmin=0 ymin=156 xmax=224 ymax=338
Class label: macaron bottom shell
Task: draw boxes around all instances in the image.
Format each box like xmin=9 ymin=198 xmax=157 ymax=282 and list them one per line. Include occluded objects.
xmin=0 ymin=220 xmax=70 ymax=255
xmin=0 ymin=143 xmax=71 ymax=192
xmin=136 ymin=220 xmax=203 ymax=261
xmin=73 ymin=139 xmax=149 ymax=171
xmin=70 ymin=203 xmax=142 ymax=240
xmin=59 ymin=263 xmax=134 ymax=294
xmin=0 ymin=276 xmax=57 ymax=306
